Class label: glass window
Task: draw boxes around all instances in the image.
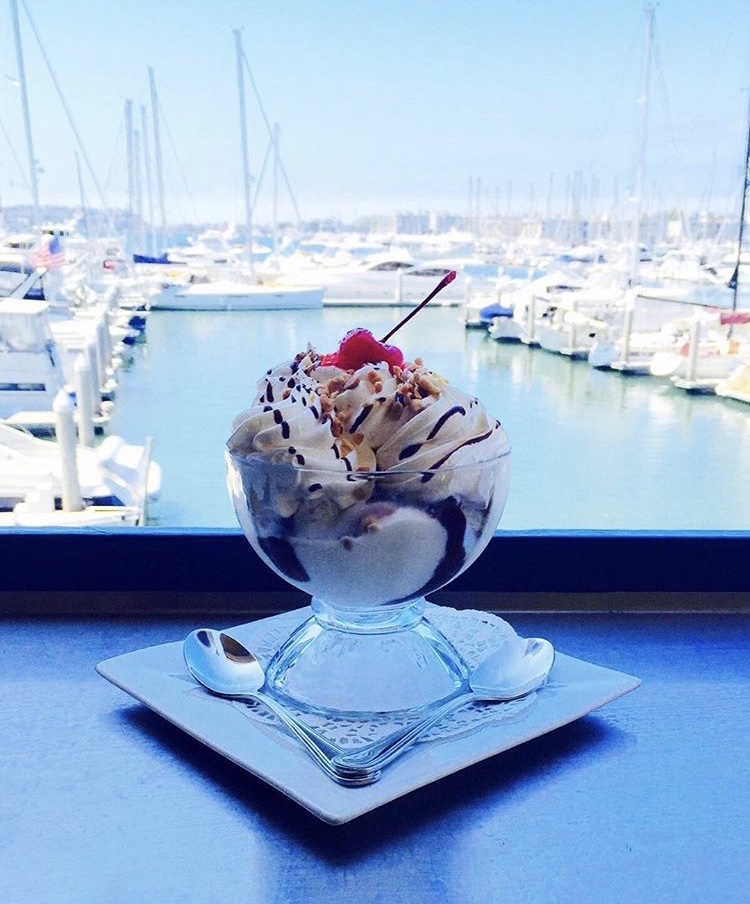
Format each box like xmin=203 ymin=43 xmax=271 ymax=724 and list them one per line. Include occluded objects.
xmin=0 ymin=1 xmax=748 ymax=552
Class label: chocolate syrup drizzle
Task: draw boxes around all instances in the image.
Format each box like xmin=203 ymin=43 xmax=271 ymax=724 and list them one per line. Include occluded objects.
xmin=398 ymin=405 xmax=466 ymax=461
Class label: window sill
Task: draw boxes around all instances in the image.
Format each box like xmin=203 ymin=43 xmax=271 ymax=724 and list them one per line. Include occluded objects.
xmin=1 ymin=528 xmax=748 ymax=615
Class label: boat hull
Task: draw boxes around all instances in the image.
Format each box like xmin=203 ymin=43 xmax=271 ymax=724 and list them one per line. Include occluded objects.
xmin=149 ymin=283 xmax=324 ymax=311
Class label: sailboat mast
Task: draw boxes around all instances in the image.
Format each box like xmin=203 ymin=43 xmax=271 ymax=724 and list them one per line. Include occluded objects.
xmin=234 ymin=29 xmax=255 ymax=279
xmin=149 ymin=67 xmax=167 ymax=251
xmin=629 ymin=3 xmax=654 ymax=287
xmin=74 ymin=151 xmax=88 ymax=240
xmin=731 ymin=90 xmax=750 ymax=311
xmin=133 ymin=124 xmax=145 ymax=255
xmin=125 ymin=99 xmax=136 ymax=258
xmin=10 ymin=0 xmax=40 ymax=228
xmin=140 ymin=104 xmax=157 ymax=257
xmin=272 ymin=122 xmax=280 ymax=260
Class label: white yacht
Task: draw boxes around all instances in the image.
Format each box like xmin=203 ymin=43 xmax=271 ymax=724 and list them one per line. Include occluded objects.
xmin=715 ymin=361 xmax=750 ymax=404
xmin=650 ymin=312 xmax=750 ymax=391
xmin=148 ymin=277 xmax=324 ymax=311
xmin=0 ymin=300 xmax=67 ymax=418
xmin=269 ymin=252 xmax=469 ymax=306
xmin=0 ymin=422 xmax=161 ymax=518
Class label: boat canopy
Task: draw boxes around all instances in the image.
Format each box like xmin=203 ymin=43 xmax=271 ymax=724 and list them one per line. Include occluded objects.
xmin=133 ymin=253 xmax=171 ymax=265
xmin=720 ymin=310 xmax=750 ymax=325
xmin=0 ymin=301 xmax=53 ymax=352
xmin=0 ymin=265 xmax=45 ymax=301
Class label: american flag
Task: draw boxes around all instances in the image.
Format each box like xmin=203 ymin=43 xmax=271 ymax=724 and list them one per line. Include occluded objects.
xmin=29 ymin=234 xmax=65 ymax=269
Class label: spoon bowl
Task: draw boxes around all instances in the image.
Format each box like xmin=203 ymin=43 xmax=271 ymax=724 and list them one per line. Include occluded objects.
xmin=332 ymin=636 xmax=555 ymax=775
xmin=470 ymin=636 xmax=556 ymax=700
xmin=183 ymin=629 xmax=265 ymax=695
xmin=182 ymin=628 xmax=380 ymax=786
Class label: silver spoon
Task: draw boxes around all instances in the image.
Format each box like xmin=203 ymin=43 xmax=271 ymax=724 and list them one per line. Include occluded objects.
xmin=332 ymin=637 xmax=555 ymax=776
xmin=182 ymin=628 xmax=380 ymax=786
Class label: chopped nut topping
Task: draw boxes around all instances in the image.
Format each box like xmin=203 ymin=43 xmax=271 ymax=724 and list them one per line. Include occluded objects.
xmin=414 ymin=371 xmax=444 ymax=396
xmin=255 ymin=346 xmax=450 ymax=460
xmin=326 ymin=376 xmax=347 ymax=394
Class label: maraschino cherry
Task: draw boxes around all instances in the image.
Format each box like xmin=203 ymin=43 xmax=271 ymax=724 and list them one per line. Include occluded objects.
xmin=320 ymin=270 xmax=457 ymax=372
xmin=321 ymin=329 xmax=404 ymax=370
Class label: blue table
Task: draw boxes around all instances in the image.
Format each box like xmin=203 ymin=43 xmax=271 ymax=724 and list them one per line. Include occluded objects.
xmin=2 ymin=609 xmax=748 ymax=903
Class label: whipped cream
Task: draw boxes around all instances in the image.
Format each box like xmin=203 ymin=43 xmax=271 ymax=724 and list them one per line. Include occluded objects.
xmin=228 ymin=345 xmax=508 ymax=475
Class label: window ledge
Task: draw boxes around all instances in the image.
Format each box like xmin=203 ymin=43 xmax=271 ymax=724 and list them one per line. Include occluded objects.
xmin=1 ymin=528 xmax=748 ymax=615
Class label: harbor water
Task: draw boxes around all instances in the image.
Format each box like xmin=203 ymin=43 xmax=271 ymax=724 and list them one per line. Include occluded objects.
xmin=108 ymin=304 xmax=750 ymax=531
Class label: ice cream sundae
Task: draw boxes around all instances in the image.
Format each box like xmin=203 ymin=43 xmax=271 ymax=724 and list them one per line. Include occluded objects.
xmin=225 ymin=272 xmax=513 ymax=714
xmin=227 ymin=326 xmax=510 ymax=611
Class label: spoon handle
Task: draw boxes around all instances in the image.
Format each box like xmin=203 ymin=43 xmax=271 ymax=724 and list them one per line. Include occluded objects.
xmin=332 ymin=690 xmax=476 ymax=775
xmin=251 ymin=689 xmax=367 ymax=775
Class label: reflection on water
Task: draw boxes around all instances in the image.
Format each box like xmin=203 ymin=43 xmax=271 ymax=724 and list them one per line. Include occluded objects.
xmin=108 ymin=306 xmax=750 ymax=530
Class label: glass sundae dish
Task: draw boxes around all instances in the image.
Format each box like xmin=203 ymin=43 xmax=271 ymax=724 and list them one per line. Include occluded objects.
xmin=226 ymin=310 xmax=511 ymax=719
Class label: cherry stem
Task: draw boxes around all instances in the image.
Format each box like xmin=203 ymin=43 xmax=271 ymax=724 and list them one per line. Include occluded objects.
xmin=380 ymin=270 xmax=457 ymax=343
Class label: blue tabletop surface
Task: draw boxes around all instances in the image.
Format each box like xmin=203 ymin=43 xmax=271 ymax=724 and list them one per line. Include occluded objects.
xmin=2 ymin=610 xmax=749 ymax=904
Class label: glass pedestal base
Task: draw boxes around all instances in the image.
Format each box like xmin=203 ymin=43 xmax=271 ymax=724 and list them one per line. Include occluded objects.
xmin=264 ymin=597 xmax=470 ymax=718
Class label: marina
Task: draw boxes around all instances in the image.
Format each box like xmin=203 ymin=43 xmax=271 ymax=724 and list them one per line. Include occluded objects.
xmin=105 ymin=299 xmax=750 ymax=532
xmin=3 ymin=7 xmax=750 ymax=901
xmin=2 ymin=225 xmax=749 ymax=532
xmin=1 ymin=0 xmax=748 ymax=531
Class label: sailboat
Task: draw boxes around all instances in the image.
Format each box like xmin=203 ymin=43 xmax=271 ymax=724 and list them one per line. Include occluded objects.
xmin=646 ymin=91 xmax=750 ymax=393
xmin=149 ymin=31 xmax=323 ymax=311
xmin=587 ymin=5 xmax=657 ymax=374
xmin=715 ymin=92 xmax=750 ymax=404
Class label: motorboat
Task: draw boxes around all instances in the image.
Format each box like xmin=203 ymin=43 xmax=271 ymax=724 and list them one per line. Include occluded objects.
xmin=148 ymin=276 xmax=324 ymax=311
xmin=493 ymin=270 xmax=621 ymax=352
xmin=268 ymin=252 xmax=469 ymax=306
xmin=715 ymin=362 xmax=750 ymax=404
xmin=0 ymin=421 xmax=160 ymax=519
xmin=465 ymin=299 xmax=513 ymax=331
xmin=464 ymin=268 xmax=524 ymax=330
xmin=0 ymin=300 xmax=68 ymax=418
xmin=0 ymin=297 xmax=121 ymax=437
xmin=649 ymin=311 xmax=750 ymax=390
xmin=534 ymin=304 xmax=611 ymax=360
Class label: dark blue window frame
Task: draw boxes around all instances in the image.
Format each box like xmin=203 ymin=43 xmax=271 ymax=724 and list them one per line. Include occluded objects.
xmin=2 ymin=529 xmax=748 ymax=614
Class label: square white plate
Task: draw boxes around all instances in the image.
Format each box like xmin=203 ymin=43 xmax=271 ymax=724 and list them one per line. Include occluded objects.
xmin=97 ymin=607 xmax=640 ymax=824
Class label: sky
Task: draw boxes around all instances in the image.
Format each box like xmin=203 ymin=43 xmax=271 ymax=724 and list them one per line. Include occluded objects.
xmin=1 ymin=0 xmax=749 ymax=226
